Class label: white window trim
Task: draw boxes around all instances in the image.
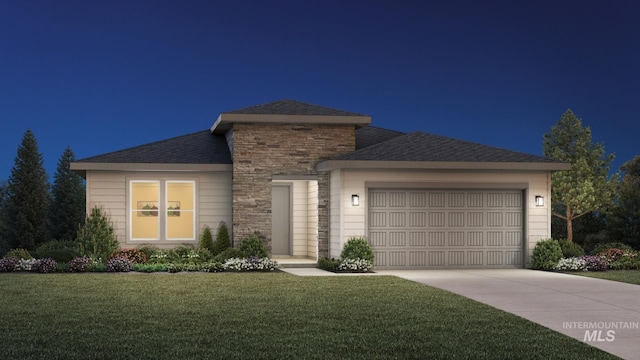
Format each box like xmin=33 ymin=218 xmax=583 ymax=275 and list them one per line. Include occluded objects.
xmin=128 ymin=179 xmax=197 ymax=242
xmin=129 ymin=180 xmax=161 ymax=241
xmin=165 ymin=180 xmax=196 ymax=241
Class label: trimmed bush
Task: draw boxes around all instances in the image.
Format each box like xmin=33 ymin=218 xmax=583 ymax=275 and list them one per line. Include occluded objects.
xmin=532 ymin=239 xmax=563 ymax=270
xmin=212 ymin=222 xmax=231 ymax=256
xmin=238 ymin=236 xmax=269 ymax=258
xmin=199 ymin=226 xmax=214 ymax=253
xmin=318 ymin=257 xmax=341 ymax=272
xmin=558 ymin=240 xmax=585 ymax=258
xmin=203 ymin=262 xmax=224 ymax=273
xmin=31 ymin=258 xmax=57 ymax=273
xmin=109 ymin=248 xmax=147 ymax=264
xmin=6 ymin=248 xmax=33 ymax=260
xmin=105 ymin=256 xmax=132 ymax=272
xmin=340 ymin=236 xmax=374 ymax=262
xmin=32 ymin=240 xmax=82 ymax=263
xmin=67 ymin=257 xmax=92 ymax=273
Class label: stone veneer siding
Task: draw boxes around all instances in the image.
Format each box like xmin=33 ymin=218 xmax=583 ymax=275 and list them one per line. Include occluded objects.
xmin=231 ymin=123 xmax=356 ymax=257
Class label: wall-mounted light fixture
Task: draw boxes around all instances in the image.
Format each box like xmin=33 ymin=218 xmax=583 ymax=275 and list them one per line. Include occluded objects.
xmin=352 ymin=194 xmax=360 ymax=206
xmin=535 ymin=195 xmax=544 ymax=207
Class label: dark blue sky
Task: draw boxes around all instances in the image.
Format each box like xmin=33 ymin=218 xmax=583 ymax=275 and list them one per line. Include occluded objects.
xmin=1 ymin=0 xmax=638 ymax=181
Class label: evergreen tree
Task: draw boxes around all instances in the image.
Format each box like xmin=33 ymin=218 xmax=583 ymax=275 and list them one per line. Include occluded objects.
xmin=212 ymin=221 xmax=231 ymax=255
xmin=0 ymin=130 xmax=50 ymax=250
xmin=608 ymin=156 xmax=640 ymax=249
xmin=0 ymin=180 xmax=9 ymax=256
xmin=49 ymin=147 xmax=86 ymax=241
xmin=543 ymin=110 xmax=618 ymax=242
xmin=76 ymin=206 xmax=119 ymax=262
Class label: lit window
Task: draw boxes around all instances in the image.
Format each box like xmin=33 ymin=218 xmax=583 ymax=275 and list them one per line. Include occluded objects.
xmin=129 ymin=180 xmax=195 ymax=241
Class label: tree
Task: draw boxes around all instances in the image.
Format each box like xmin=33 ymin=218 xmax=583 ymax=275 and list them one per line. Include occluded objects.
xmin=76 ymin=206 xmax=119 ymax=262
xmin=0 ymin=130 xmax=50 ymax=250
xmin=607 ymin=156 xmax=640 ymax=249
xmin=0 ymin=180 xmax=9 ymax=257
xmin=212 ymin=221 xmax=231 ymax=255
xmin=49 ymin=147 xmax=86 ymax=241
xmin=543 ymin=110 xmax=618 ymax=242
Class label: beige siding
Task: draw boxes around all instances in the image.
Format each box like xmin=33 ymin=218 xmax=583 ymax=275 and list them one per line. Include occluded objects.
xmin=292 ymin=181 xmax=308 ymax=256
xmin=329 ymin=169 xmax=342 ymax=258
xmin=329 ymin=169 xmax=552 ymax=267
xmin=307 ymin=181 xmax=318 ymax=259
xmin=85 ymin=170 xmax=232 ymax=249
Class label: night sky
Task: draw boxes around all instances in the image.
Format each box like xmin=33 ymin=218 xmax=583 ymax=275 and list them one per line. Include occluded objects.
xmin=1 ymin=0 xmax=638 ymax=181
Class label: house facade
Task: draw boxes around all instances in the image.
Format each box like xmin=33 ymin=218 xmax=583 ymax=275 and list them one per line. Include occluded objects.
xmin=71 ymin=100 xmax=569 ymax=269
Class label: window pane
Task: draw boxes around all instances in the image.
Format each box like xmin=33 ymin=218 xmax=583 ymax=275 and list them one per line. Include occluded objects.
xmin=131 ymin=181 xmax=159 ymax=240
xmin=166 ymin=182 xmax=195 ymax=239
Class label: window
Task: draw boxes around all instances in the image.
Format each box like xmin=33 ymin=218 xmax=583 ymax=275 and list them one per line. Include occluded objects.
xmin=130 ymin=180 xmax=195 ymax=241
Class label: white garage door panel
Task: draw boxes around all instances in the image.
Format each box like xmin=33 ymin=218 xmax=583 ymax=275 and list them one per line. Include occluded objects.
xmin=368 ymin=189 xmax=524 ymax=269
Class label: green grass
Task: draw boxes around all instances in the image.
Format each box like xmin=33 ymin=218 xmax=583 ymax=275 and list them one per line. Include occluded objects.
xmin=574 ymin=270 xmax=640 ymax=285
xmin=0 ymin=273 xmax=617 ymax=360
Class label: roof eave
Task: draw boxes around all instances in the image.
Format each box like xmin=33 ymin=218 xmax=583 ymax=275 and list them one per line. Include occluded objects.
xmin=316 ymin=160 xmax=572 ymax=172
xmin=211 ymin=113 xmax=372 ymax=134
xmin=70 ymin=162 xmax=233 ymax=178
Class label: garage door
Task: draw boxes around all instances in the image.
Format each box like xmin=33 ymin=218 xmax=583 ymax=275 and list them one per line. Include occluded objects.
xmin=368 ymin=189 xmax=523 ymax=269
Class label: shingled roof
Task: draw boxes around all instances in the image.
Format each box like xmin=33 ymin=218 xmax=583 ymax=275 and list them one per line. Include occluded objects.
xmin=223 ymin=99 xmax=366 ymax=117
xmin=333 ymin=131 xmax=563 ymax=163
xmin=74 ymin=130 xmax=231 ymax=164
xmin=355 ymin=125 xmax=405 ymax=150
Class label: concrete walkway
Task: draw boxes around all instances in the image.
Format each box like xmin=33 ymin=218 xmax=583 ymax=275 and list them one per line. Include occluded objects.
xmin=282 ymin=268 xmax=640 ymax=359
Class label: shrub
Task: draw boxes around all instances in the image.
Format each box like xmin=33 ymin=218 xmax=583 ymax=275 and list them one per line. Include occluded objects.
xmin=6 ymin=248 xmax=33 ymax=260
xmin=137 ymin=245 xmax=160 ymax=260
xmin=213 ymin=248 xmax=245 ymax=263
xmin=18 ymin=258 xmax=37 ymax=271
xmin=591 ymin=242 xmax=634 ymax=255
xmin=558 ymin=240 xmax=585 ymax=258
xmin=340 ymin=236 xmax=374 ymax=262
xmin=203 ymin=261 xmax=223 ymax=273
xmin=105 ymin=256 xmax=132 ymax=272
xmin=148 ymin=250 xmax=170 ymax=264
xmin=87 ymin=262 xmax=106 ymax=272
xmin=338 ymin=258 xmax=373 ymax=272
xmin=199 ymin=226 xmax=214 ymax=253
xmin=110 ymin=248 xmax=147 ymax=264
xmin=608 ymin=250 xmax=640 ymax=270
xmin=212 ymin=222 xmax=231 ymax=256
xmin=32 ymin=240 xmax=82 ymax=263
xmin=76 ymin=206 xmax=119 ymax=262
xmin=532 ymin=239 xmax=563 ymax=270
xmin=222 ymin=257 xmax=279 ymax=272
xmin=553 ymin=257 xmax=587 ymax=272
xmin=31 ymin=258 xmax=58 ymax=273
xmin=133 ymin=263 xmax=169 ymax=273
xmin=598 ymin=248 xmax=625 ymax=263
xmin=318 ymin=257 xmax=341 ymax=272
xmin=167 ymin=245 xmax=194 ymax=262
xmin=581 ymin=255 xmax=609 ymax=272
xmin=238 ymin=236 xmax=269 ymax=258
xmin=67 ymin=257 xmax=92 ymax=273
xmin=0 ymin=257 xmax=20 ymax=272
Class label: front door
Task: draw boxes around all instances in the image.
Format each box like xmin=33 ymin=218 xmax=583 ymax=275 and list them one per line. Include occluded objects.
xmin=271 ymin=185 xmax=292 ymax=255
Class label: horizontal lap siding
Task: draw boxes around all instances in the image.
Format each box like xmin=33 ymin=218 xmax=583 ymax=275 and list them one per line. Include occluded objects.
xmin=86 ymin=171 xmax=232 ymax=248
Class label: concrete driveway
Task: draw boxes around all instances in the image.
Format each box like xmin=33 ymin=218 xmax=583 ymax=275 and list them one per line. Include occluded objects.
xmin=376 ymin=269 xmax=640 ymax=360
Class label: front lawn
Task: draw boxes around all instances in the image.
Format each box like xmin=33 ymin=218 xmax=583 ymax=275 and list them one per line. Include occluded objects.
xmin=0 ymin=273 xmax=616 ymax=360
xmin=574 ymin=270 xmax=640 ymax=285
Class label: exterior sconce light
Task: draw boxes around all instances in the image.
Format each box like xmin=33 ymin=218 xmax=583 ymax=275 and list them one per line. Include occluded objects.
xmin=352 ymin=194 xmax=360 ymax=206
xmin=535 ymin=196 xmax=544 ymax=207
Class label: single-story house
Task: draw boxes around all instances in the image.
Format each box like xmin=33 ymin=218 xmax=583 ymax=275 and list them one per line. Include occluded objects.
xmin=71 ymin=99 xmax=570 ymax=269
